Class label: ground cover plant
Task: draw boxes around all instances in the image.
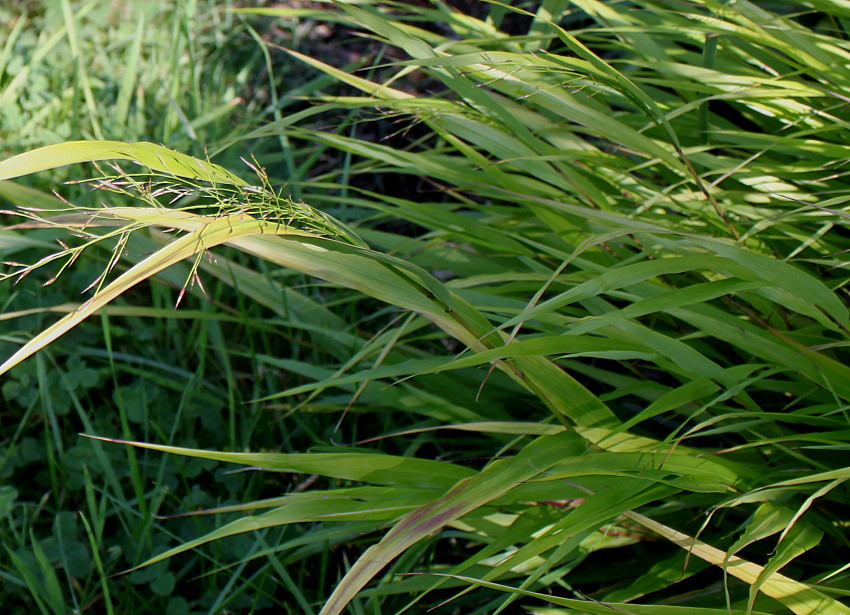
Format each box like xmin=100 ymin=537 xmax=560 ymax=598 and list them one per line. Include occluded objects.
xmin=1 ymin=0 xmax=850 ymax=614
xmin=0 ymin=1 xmax=333 ymax=613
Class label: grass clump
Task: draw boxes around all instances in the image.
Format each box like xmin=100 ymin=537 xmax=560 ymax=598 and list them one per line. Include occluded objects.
xmin=2 ymin=1 xmax=850 ymax=614
xmin=0 ymin=2 xmax=326 ymax=614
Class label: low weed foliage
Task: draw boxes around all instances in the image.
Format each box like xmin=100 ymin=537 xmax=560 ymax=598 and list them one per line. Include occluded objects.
xmin=2 ymin=1 xmax=849 ymax=613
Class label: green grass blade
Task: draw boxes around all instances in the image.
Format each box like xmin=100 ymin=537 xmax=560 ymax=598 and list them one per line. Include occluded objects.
xmin=0 ymin=141 xmax=247 ymax=185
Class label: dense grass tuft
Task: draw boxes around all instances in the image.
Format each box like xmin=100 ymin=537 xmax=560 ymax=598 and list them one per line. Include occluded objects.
xmin=2 ymin=1 xmax=850 ymax=613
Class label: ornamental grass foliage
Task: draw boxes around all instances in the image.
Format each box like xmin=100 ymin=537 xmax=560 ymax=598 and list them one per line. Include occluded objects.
xmin=1 ymin=1 xmax=850 ymax=614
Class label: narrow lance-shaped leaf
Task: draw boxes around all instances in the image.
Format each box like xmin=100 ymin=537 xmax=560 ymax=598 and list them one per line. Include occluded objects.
xmin=428 ymin=574 xmax=775 ymax=615
xmin=0 ymin=141 xmax=248 ymax=185
xmin=84 ymin=435 xmax=475 ymax=489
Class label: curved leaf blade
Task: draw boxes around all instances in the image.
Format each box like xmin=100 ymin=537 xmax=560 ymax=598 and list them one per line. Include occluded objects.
xmin=0 ymin=141 xmax=248 ymax=185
